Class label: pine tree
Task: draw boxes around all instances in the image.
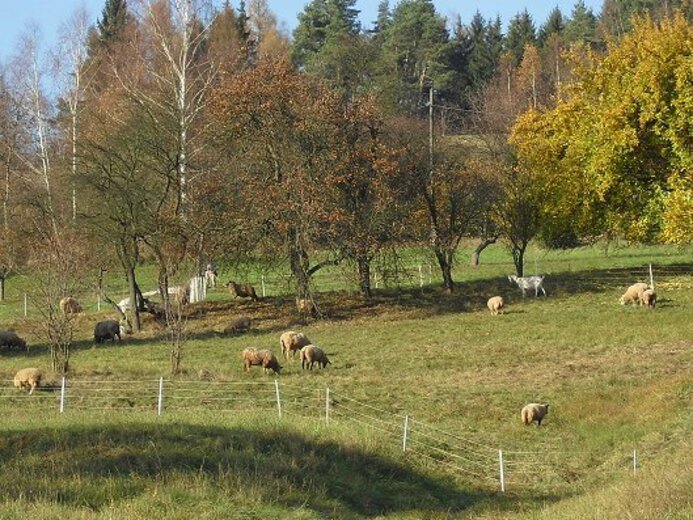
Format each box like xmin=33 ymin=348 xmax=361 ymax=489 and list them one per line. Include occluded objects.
xmin=538 ymin=7 xmax=565 ymax=46
xmin=96 ymin=0 xmax=131 ymax=45
xmin=564 ymin=1 xmax=597 ymax=46
xmin=506 ymin=9 xmax=536 ymax=66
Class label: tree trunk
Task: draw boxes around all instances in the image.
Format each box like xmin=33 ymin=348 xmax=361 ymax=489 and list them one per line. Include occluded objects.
xmin=512 ymin=246 xmax=526 ymax=277
xmin=126 ymin=266 xmax=141 ymax=333
xmin=0 ymin=277 xmax=4 ymax=302
xmin=471 ymin=237 xmax=497 ymax=267
xmin=434 ymin=249 xmax=455 ymax=293
xmin=288 ymin=229 xmax=310 ymax=299
xmin=357 ymin=252 xmax=372 ymax=299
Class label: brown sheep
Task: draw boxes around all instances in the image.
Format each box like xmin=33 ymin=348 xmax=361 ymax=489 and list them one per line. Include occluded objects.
xmin=521 ymin=403 xmax=550 ymax=426
xmin=224 ymin=315 xmax=252 ymax=334
xmin=300 ymin=344 xmax=331 ymax=370
xmin=14 ymin=368 xmax=42 ymax=395
xmin=640 ymin=288 xmax=657 ymax=309
xmin=619 ymin=282 xmax=649 ymax=306
xmin=242 ymin=348 xmax=282 ymax=375
xmin=59 ymin=296 xmax=82 ymax=315
xmin=226 ymin=281 xmax=259 ymax=301
xmin=487 ymin=296 xmax=504 ymax=315
xmin=279 ymin=330 xmax=311 ymax=360
xmin=296 ymin=297 xmax=316 ymax=316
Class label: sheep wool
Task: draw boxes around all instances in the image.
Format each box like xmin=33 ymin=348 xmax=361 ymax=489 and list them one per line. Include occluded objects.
xmin=619 ymin=282 xmax=649 ymax=306
xmin=242 ymin=348 xmax=282 ymax=375
xmin=279 ymin=331 xmax=311 ymax=360
xmin=521 ymin=403 xmax=550 ymax=426
xmin=487 ymin=296 xmax=504 ymax=315
xmin=300 ymin=344 xmax=331 ymax=370
xmin=14 ymin=368 xmax=42 ymax=395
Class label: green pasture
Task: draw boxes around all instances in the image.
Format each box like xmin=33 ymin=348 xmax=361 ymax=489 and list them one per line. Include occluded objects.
xmin=0 ymin=242 xmax=691 ymax=518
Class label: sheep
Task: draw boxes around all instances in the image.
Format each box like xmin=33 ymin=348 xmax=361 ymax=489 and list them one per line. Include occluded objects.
xmin=521 ymin=403 xmax=550 ymax=426
xmin=296 ymin=297 xmax=316 ymax=316
xmin=300 ymin=344 xmax=331 ymax=370
xmin=224 ymin=315 xmax=252 ymax=334
xmin=279 ymin=330 xmax=311 ymax=360
xmin=640 ymin=288 xmax=657 ymax=309
xmin=169 ymin=285 xmax=189 ymax=307
xmin=204 ymin=264 xmax=218 ymax=288
xmin=0 ymin=330 xmax=27 ymax=351
xmin=619 ymin=282 xmax=650 ymax=306
xmin=93 ymin=319 xmax=124 ymax=344
xmin=13 ymin=367 xmax=42 ymax=395
xmin=487 ymin=296 xmax=504 ymax=315
xmin=242 ymin=348 xmax=282 ymax=375
xmin=226 ymin=280 xmax=259 ymax=301
xmin=59 ymin=296 xmax=82 ymax=315
xmin=508 ymin=275 xmax=547 ymax=297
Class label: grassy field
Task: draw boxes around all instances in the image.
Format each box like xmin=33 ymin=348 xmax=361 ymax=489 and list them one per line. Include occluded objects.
xmin=0 ymin=242 xmax=691 ymax=518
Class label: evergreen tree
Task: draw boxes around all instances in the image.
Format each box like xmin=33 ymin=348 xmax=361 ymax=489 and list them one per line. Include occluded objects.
xmin=538 ymin=7 xmax=565 ymax=46
xmin=564 ymin=1 xmax=598 ymax=46
xmin=506 ymin=9 xmax=536 ymax=66
xmin=95 ymin=0 xmax=131 ymax=46
xmin=371 ymin=0 xmax=391 ymax=36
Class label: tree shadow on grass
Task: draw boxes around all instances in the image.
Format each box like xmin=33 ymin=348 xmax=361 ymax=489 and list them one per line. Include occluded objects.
xmin=0 ymin=422 xmax=557 ymax=516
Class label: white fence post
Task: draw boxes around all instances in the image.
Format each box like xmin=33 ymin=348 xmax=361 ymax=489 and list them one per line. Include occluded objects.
xmin=649 ymin=264 xmax=654 ymax=289
xmin=499 ymin=449 xmax=505 ymax=493
xmin=325 ymin=387 xmax=330 ymax=425
xmin=418 ymin=265 xmax=424 ymax=288
xmin=261 ymin=275 xmax=266 ymax=298
xmin=59 ymin=376 xmax=66 ymax=413
xmin=97 ymin=293 xmax=101 ymax=312
xmin=275 ymin=379 xmax=282 ymax=418
xmin=633 ymin=448 xmax=638 ymax=476
xmin=24 ymin=293 xmax=27 ymax=317
xmin=402 ymin=414 xmax=409 ymax=452
xmin=374 ymin=272 xmax=379 ymax=289
xmin=157 ymin=377 xmax=164 ymax=416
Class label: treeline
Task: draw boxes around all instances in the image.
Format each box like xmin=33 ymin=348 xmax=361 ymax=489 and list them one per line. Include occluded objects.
xmin=0 ymin=0 xmax=690 ymax=330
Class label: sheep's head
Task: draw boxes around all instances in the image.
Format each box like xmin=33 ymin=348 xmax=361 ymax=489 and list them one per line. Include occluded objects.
xmin=508 ymin=275 xmax=517 ymax=283
xmin=619 ymin=296 xmax=626 ymax=305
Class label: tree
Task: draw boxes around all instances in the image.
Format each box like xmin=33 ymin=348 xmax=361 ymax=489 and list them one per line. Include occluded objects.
xmin=564 ymin=0 xmax=598 ymax=46
xmin=538 ymin=6 xmax=564 ymax=46
xmin=506 ymin=9 xmax=536 ymax=66
xmin=511 ymin=15 xmax=693 ymax=244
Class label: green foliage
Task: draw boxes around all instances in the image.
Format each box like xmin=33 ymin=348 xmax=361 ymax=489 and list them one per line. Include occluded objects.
xmin=564 ymin=0 xmax=599 ymax=46
xmin=505 ymin=9 xmax=536 ymax=66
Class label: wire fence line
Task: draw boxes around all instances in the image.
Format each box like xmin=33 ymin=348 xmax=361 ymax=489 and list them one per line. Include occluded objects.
xmin=0 ymin=377 xmax=645 ymax=492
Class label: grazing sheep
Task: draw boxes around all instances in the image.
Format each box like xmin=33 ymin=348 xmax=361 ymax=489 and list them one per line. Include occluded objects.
xmin=619 ymin=282 xmax=650 ymax=306
xmin=0 ymin=330 xmax=27 ymax=351
xmin=487 ymin=296 xmax=504 ymax=315
xmin=296 ymin=297 xmax=316 ymax=315
xmin=640 ymin=288 xmax=657 ymax=309
xmin=59 ymin=296 xmax=82 ymax=315
xmin=170 ymin=285 xmax=189 ymax=307
xmin=226 ymin=280 xmax=259 ymax=301
xmin=204 ymin=263 xmax=218 ymax=288
xmin=300 ymin=344 xmax=331 ymax=370
xmin=14 ymin=367 xmax=42 ymax=395
xmin=93 ymin=319 xmax=123 ymax=344
xmin=224 ymin=315 xmax=252 ymax=334
xmin=279 ymin=330 xmax=311 ymax=360
xmin=521 ymin=403 xmax=550 ymax=426
xmin=242 ymin=348 xmax=282 ymax=375
xmin=508 ymin=275 xmax=547 ymax=297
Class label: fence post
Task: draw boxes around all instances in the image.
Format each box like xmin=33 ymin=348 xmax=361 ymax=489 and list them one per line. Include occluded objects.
xmin=418 ymin=265 xmax=424 ymax=288
xmin=59 ymin=376 xmax=66 ymax=413
xmin=402 ymin=414 xmax=409 ymax=452
xmin=24 ymin=293 xmax=27 ymax=317
xmin=275 ymin=379 xmax=282 ymax=418
xmin=157 ymin=377 xmax=164 ymax=416
xmin=97 ymin=293 xmax=101 ymax=312
xmin=498 ymin=449 xmax=505 ymax=493
xmin=261 ymin=275 xmax=266 ymax=297
xmin=428 ymin=263 xmax=432 ymax=284
xmin=374 ymin=272 xmax=379 ymax=289
xmin=325 ymin=387 xmax=330 ymax=425
xmin=633 ymin=448 xmax=638 ymax=476
xmin=649 ymin=264 xmax=654 ymax=289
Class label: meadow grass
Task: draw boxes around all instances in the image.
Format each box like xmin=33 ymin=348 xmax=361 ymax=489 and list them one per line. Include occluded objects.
xmin=0 ymin=242 xmax=691 ymax=518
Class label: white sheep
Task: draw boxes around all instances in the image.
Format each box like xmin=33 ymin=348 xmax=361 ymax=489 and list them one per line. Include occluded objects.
xmin=300 ymin=344 xmax=331 ymax=370
xmin=640 ymin=288 xmax=656 ymax=309
xmin=242 ymin=348 xmax=282 ymax=375
xmin=508 ymin=275 xmax=546 ymax=297
xmin=279 ymin=330 xmax=311 ymax=360
xmin=59 ymin=296 xmax=82 ymax=315
xmin=619 ymin=282 xmax=649 ymax=306
xmin=14 ymin=368 xmax=43 ymax=395
xmin=487 ymin=296 xmax=504 ymax=315
xmin=521 ymin=403 xmax=550 ymax=426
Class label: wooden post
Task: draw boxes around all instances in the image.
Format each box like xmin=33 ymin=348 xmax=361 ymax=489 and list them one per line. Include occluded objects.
xmin=24 ymin=293 xmax=27 ymax=317
xmin=261 ymin=275 xmax=266 ymax=297
xmin=97 ymin=293 xmax=101 ymax=312
xmin=633 ymin=448 xmax=638 ymax=476
xmin=402 ymin=415 xmax=409 ymax=452
xmin=418 ymin=265 xmax=424 ymax=288
xmin=157 ymin=377 xmax=164 ymax=416
xmin=499 ymin=449 xmax=505 ymax=493
xmin=649 ymin=264 xmax=654 ymax=289
xmin=275 ymin=379 xmax=282 ymax=418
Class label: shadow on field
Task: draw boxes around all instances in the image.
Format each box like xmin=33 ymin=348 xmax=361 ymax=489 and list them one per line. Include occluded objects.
xmin=0 ymin=422 xmax=545 ymax=515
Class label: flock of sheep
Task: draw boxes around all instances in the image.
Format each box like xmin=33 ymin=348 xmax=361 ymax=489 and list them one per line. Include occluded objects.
xmin=2 ymin=275 xmax=659 ymax=426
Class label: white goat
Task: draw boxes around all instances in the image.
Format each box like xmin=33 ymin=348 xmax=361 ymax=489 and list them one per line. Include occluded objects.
xmin=508 ymin=274 xmax=547 ymax=298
